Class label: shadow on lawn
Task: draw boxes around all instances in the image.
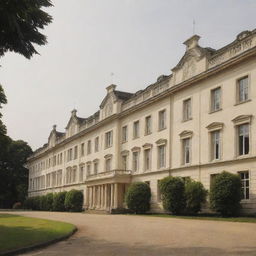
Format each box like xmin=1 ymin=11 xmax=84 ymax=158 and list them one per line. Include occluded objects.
xmin=0 ymin=214 xmax=19 ymax=218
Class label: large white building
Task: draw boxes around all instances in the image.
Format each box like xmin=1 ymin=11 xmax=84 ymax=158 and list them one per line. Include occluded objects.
xmin=27 ymin=29 xmax=256 ymax=214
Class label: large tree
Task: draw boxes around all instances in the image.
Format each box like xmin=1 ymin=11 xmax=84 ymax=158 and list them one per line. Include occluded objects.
xmin=0 ymin=0 xmax=53 ymax=59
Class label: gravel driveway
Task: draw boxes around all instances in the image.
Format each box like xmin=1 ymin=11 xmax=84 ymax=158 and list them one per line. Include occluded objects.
xmin=3 ymin=211 xmax=256 ymax=256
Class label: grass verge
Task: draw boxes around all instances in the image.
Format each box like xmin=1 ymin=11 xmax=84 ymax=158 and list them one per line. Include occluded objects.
xmin=0 ymin=214 xmax=76 ymax=254
xmin=135 ymin=213 xmax=256 ymax=223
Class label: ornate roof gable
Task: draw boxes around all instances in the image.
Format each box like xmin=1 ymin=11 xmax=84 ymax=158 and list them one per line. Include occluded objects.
xmin=172 ymin=35 xmax=215 ymax=84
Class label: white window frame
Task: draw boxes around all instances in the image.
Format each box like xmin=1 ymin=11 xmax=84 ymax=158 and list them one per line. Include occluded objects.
xmin=133 ymin=121 xmax=140 ymax=139
xmin=105 ymin=131 xmax=113 ymax=148
xmin=211 ymin=87 xmax=221 ymax=112
xmin=183 ymin=98 xmax=192 ymax=121
xmin=145 ymin=116 xmax=152 ymax=135
xmin=158 ymin=110 xmax=166 ymax=130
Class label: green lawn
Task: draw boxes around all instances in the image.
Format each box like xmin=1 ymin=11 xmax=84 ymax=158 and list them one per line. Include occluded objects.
xmin=0 ymin=214 xmax=76 ymax=253
xmin=137 ymin=214 xmax=256 ymax=223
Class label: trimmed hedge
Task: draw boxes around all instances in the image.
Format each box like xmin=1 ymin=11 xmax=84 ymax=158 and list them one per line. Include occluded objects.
xmin=210 ymin=171 xmax=242 ymax=216
xmin=185 ymin=179 xmax=207 ymax=215
xmin=53 ymin=191 xmax=67 ymax=211
xmin=159 ymin=176 xmax=185 ymax=215
xmin=64 ymin=190 xmax=84 ymax=212
xmin=125 ymin=182 xmax=151 ymax=214
xmin=24 ymin=190 xmax=83 ymax=212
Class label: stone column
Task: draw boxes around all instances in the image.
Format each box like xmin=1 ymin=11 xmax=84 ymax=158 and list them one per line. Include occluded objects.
xmin=114 ymin=183 xmax=118 ymax=208
xmin=110 ymin=184 xmax=114 ymax=208
xmin=93 ymin=186 xmax=96 ymax=208
xmin=101 ymin=185 xmax=104 ymax=209
xmin=104 ymin=184 xmax=108 ymax=209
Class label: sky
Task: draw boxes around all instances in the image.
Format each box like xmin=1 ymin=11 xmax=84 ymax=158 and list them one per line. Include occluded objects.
xmin=1 ymin=0 xmax=256 ymax=150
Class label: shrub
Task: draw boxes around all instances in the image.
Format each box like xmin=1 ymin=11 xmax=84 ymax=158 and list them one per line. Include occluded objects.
xmin=33 ymin=196 xmax=41 ymax=210
xmin=210 ymin=171 xmax=242 ymax=217
xmin=64 ymin=190 xmax=84 ymax=212
xmin=45 ymin=193 xmax=54 ymax=211
xmin=39 ymin=195 xmax=47 ymax=210
xmin=159 ymin=176 xmax=185 ymax=215
xmin=53 ymin=191 xmax=67 ymax=211
xmin=12 ymin=202 xmax=22 ymax=209
xmin=125 ymin=182 xmax=151 ymax=214
xmin=184 ymin=180 xmax=207 ymax=215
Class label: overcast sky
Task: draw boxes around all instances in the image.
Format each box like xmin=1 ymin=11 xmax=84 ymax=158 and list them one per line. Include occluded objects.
xmin=1 ymin=0 xmax=256 ymax=150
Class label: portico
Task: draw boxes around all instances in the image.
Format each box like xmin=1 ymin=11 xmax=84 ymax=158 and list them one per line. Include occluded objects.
xmin=85 ymin=170 xmax=131 ymax=211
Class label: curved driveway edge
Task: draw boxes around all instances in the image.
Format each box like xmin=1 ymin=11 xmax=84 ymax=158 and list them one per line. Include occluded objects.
xmin=0 ymin=223 xmax=77 ymax=256
xmin=3 ymin=211 xmax=256 ymax=256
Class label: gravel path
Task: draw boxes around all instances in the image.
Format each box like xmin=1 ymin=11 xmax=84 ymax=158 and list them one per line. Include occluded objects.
xmin=2 ymin=211 xmax=256 ymax=256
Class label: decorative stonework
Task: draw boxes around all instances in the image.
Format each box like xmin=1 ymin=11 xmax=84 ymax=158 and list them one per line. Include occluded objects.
xmin=232 ymin=115 xmax=252 ymax=126
xmin=179 ymin=130 xmax=193 ymax=139
xmin=142 ymin=143 xmax=153 ymax=149
xmin=131 ymin=146 xmax=141 ymax=152
xmin=155 ymin=139 xmax=167 ymax=145
xmin=206 ymin=122 xmax=224 ymax=132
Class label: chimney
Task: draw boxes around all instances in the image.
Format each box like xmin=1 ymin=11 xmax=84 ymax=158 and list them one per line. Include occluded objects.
xmin=71 ymin=109 xmax=77 ymax=117
xmin=106 ymin=84 xmax=117 ymax=94
xmin=183 ymin=35 xmax=200 ymax=51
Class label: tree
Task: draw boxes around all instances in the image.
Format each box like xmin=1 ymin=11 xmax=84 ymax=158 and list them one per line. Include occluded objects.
xmin=159 ymin=176 xmax=185 ymax=215
xmin=0 ymin=0 xmax=53 ymax=59
xmin=210 ymin=171 xmax=242 ymax=217
xmin=125 ymin=182 xmax=151 ymax=214
xmin=0 ymin=139 xmax=32 ymax=208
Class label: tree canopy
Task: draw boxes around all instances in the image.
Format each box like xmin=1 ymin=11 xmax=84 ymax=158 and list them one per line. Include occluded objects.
xmin=0 ymin=0 xmax=53 ymax=59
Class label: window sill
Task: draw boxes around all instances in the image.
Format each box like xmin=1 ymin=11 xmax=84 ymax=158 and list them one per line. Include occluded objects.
xmin=133 ymin=137 xmax=140 ymax=140
xmin=182 ymin=118 xmax=193 ymax=123
xmin=234 ymin=99 xmax=251 ymax=106
xmin=158 ymin=127 xmax=167 ymax=132
xmin=144 ymin=132 xmax=152 ymax=136
xmin=209 ymin=108 xmax=222 ymax=114
xmin=235 ymin=154 xmax=250 ymax=160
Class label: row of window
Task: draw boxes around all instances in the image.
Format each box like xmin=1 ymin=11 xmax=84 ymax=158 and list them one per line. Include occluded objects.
xmin=183 ymin=76 xmax=249 ymax=121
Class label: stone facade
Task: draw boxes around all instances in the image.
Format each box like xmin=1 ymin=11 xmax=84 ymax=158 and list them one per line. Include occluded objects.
xmin=27 ymin=29 xmax=256 ymax=213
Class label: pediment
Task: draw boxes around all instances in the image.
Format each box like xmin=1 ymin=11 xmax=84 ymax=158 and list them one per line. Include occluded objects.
xmin=65 ymin=116 xmax=78 ymax=130
xmin=121 ymin=150 xmax=130 ymax=156
xmin=206 ymin=122 xmax=224 ymax=131
xmin=179 ymin=130 xmax=193 ymax=139
xmin=131 ymin=146 xmax=141 ymax=152
xmin=172 ymin=47 xmax=205 ymax=72
xmin=100 ymin=92 xmax=116 ymax=109
xmin=232 ymin=115 xmax=252 ymax=125
xmin=142 ymin=143 xmax=153 ymax=149
xmin=155 ymin=139 xmax=167 ymax=145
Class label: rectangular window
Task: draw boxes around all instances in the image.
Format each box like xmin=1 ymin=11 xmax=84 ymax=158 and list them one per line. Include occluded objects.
xmin=72 ymin=167 xmax=77 ymax=183
xmin=105 ymin=131 xmax=113 ymax=148
xmin=95 ymin=137 xmax=99 ymax=152
xmin=94 ymin=162 xmax=98 ymax=174
xmin=86 ymin=164 xmax=91 ymax=176
xmin=211 ymin=131 xmax=221 ymax=160
xmin=53 ymin=155 xmax=57 ymax=166
xmin=211 ymin=87 xmax=221 ymax=112
xmin=159 ymin=110 xmax=166 ymax=130
xmin=105 ymin=158 xmax=111 ymax=171
xmin=81 ymin=143 xmax=85 ymax=156
xmin=74 ymin=146 xmax=78 ymax=159
xmin=239 ymin=171 xmax=249 ymax=199
xmin=144 ymin=149 xmax=151 ymax=171
xmin=145 ymin=116 xmax=152 ymax=135
xmin=122 ymin=155 xmax=128 ymax=170
xmin=183 ymin=98 xmax=192 ymax=121
xmin=79 ymin=166 xmax=84 ymax=182
xmin=122 ymin=126 xmax=128 ymax=142
xmin=158 ymin=145 xmax=166 ymax=168
xmin=132 ymin=151 xmax=139 ymax=171
xmin=60 ymin=153 xmax=63 ymax=164
xmin=238 ymin=124 xmax=249 ymax=155
xmin=238 ymin=76 xmax=249 ymax=103
xmin=133 ymin=121 xmax=140 ymax=139
xmin=87 ymin=140 xmax=91 ymax=155
xmin=183 ymin=138 xmax=191 ymax=164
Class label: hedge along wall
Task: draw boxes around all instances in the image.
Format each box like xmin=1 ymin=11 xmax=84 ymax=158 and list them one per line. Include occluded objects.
xmin=24 ymin=190 xmax=84 ymax=212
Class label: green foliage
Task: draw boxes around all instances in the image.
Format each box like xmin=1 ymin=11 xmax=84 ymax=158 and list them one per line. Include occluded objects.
xmin=0 ymin=214 xmax=75 ymax=253
xmin=39 ymin=195 xmax=47 ymax=210
xmin=53 ymin=192 xmax=67 ymax=211
xmin=64 ymin=190 xmax=84 ymax=212
xmin=45 ymin=193 xmax=53 ymax=211
xmin=125 ymin=182 xmax=151 ymax=214
xmin=159 ymin=176 xmax=185 ymax=215
xmin=184 ymin=179 xmax=207 ymax=215
xmin=210 ymin=171 xmax=242 ymax=217
xmin=0 ymin=0 xmax=53 ymax=59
